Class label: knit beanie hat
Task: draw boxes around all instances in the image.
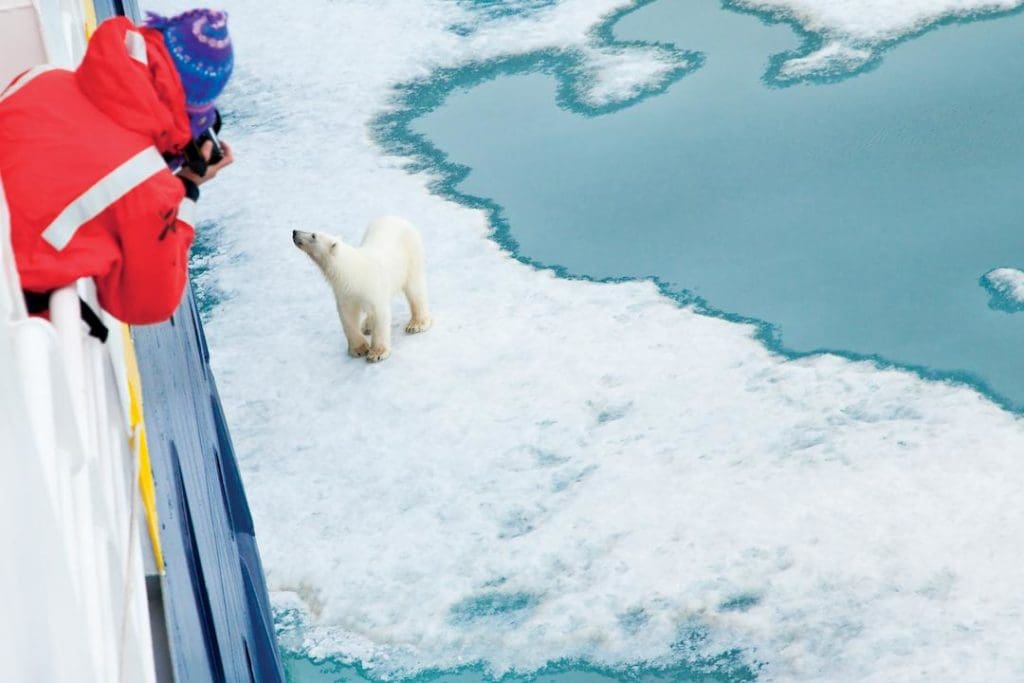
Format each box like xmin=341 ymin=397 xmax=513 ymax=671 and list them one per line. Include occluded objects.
xmin=144 ymin=9 xmax=233 ymax=138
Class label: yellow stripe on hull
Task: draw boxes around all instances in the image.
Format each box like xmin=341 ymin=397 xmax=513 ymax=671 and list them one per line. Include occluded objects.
xmin=82 ymin=0 xmax=98 ymax=39
xmin=121 ymin=324 xmax=165 ymax=573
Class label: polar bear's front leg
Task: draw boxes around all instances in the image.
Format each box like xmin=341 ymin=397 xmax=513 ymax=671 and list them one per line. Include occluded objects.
xmin=338 ymin=301 xmax=369 ymax=357
xmin=367 ymin=305 xmax=391 ymax=363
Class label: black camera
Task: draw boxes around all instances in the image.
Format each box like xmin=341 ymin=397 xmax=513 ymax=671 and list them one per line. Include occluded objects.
xmin=182 ymin=109 xmax=224 ymax=177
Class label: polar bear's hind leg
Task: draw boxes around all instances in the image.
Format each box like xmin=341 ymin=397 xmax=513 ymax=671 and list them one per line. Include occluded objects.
xmin=404 ymin=266 xmax=432 ymax=334
xmin=367 ymin=305 xmax=392 ymax=363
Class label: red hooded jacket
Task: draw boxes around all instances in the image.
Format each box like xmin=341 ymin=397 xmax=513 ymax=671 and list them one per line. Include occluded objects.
xmin=0 ymin=17 xmax=197 ymax=324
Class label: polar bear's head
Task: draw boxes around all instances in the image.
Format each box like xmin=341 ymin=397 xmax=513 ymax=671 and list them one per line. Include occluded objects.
xmin=293 ymin=229 xmax=340 ymax=267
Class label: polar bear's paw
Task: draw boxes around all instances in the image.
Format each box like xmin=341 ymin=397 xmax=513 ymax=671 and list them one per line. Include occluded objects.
xmin=367 ymin=345 xmax=391 ymax=363
xmin=348 ymin=341 xmax=370 ymax=358
xmin=405 ymin=316 xmax=432 ymax=334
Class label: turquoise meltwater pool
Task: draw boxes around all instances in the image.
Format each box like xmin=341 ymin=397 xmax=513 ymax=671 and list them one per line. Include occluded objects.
xmin=406 ymin=0 xmax=1024 ymax=410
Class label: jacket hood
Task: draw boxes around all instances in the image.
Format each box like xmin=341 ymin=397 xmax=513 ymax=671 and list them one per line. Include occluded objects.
xmin=76 ymin=17 xmax=192 ymax=155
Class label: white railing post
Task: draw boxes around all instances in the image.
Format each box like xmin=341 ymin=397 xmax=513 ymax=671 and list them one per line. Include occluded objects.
xmin=50 ymin=287 xmax=88 ymax=446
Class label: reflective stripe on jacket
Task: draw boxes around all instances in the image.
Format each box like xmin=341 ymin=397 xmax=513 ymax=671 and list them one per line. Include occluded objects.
xmin=0 ymin=17 xmax=196 ymax=324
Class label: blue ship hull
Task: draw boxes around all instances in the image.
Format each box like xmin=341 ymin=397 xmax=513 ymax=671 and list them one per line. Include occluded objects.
xmin=133 ymin=285 xmax=285 ymax=683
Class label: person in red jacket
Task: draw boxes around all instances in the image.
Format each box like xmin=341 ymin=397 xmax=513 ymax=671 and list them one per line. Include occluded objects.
xmin=0 ymin=9 xmax=234 ymax=327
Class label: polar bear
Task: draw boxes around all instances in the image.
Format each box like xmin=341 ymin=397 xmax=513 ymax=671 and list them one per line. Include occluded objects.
xmin=293 ymin=216 xmax=431 ymax=362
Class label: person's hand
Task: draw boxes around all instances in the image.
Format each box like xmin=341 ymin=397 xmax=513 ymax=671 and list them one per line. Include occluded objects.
xmin=179 ymin=139 xmax=234 ymax=186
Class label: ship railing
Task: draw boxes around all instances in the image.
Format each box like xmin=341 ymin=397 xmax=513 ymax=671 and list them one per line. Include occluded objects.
xmin=0 ymin=173 xmax=158 ymax=682
xmin=0 ymin=0 xmax=92 ymax=86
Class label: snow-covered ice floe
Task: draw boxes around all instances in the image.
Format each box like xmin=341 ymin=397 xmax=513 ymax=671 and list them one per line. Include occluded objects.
xmin=773 ymin=40 xmax=873 ymax=80
xmin=145 ymin=0 xmax=1024 ymax=680
xmin=982 ymin=268 xmax=1024 ymax=313
xmin=729 ymin=0 xmax=1024 ymax=82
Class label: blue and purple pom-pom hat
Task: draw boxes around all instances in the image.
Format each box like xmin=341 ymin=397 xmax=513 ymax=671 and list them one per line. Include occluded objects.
xmin=145 ymin=8 xmax=233 ymax=138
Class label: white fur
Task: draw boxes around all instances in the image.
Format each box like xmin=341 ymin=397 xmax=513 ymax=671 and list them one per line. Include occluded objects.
xmin=293 ymin=216 xmax=431 ymax=362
